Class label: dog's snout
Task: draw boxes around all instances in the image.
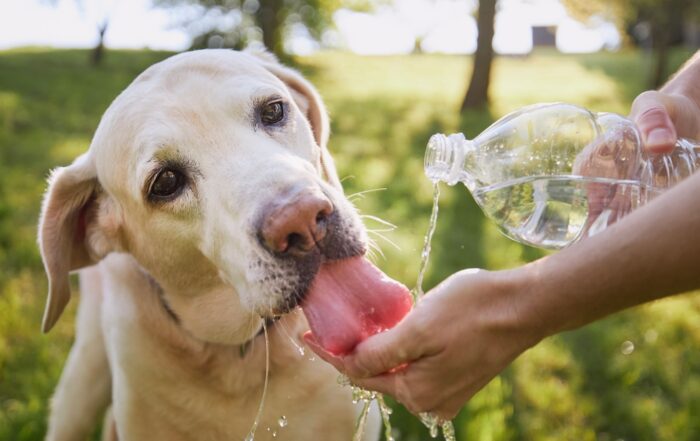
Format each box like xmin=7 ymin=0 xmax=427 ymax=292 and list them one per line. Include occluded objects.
xmin=260 ymin=191 xmax=334 ymax=256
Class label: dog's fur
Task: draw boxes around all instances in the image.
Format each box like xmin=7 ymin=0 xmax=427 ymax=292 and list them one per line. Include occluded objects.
xmin=39 ymin=49 xmax=380 ymax=441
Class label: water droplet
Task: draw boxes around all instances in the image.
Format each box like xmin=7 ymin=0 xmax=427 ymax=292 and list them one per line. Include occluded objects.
xmin=441 ymin=421 xmax=456 ymax=441
xmin=244 ymin=434 xmax=254 ymax=441
xmin=308 ymin=355 xmax=316 ymax=362
xmin=621 ymin=340 xmax=635 ymax=355
xmin=644 ymin=329 xmax=658 ymax=344
xmin=278 ymin=416 xmax=288 ymax=428
xmin=272 ymin=430 xmax=278 ymax=438
xmin=297 ymin=346 xmax=305 ymax=356
xmin=419 ymin=413 xmax=440 ymax=438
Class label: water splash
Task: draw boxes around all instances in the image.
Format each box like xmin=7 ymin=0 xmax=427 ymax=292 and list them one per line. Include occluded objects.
xmin=377 ymin=394 xmax=395 ymax=441
xmin=350 ymin=182 xmax=457 ymax=441
xmin=352 ymin=400 xmax=373 ymax=441
xmin=419 ymin=412 xmax=440 ymax=438
xmin=245 ymin=321 xmax=270 ymax=441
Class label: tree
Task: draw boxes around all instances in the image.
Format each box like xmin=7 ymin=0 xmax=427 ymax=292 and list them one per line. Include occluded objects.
xmin=562 ymin=0 xmax=700 ymax=88
xmin=461 ymin=0 xmax=497 ymax=111
xmin=156 ymin=0 xmax=356 ymax=59
xmin=91 ymin=19 xmax=109 ymax=66
xmin=43 ymin=0 xmax=112 ymax=66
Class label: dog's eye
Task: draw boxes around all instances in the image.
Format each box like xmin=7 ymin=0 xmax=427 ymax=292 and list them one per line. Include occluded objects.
xmin=260 ymin=101 xmax=285 ymax=126
xmin=150 ymin=168 xmax=185 ymax=200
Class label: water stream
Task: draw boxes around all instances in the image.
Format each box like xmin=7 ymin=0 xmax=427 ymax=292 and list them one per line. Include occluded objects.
xmin=351 ymin=182 xmax=456 ymax=441
xmin=411 ymin=183 xmax=456 ymax=441
xmin=245 ymin=321 xmax=270 ymax=441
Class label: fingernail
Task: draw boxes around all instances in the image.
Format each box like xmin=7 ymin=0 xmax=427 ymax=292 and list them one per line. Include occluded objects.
xmin=645 ymin=127 xmax=674 ymax=149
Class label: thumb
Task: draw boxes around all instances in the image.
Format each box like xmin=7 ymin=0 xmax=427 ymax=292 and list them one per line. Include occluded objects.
xmin=342 ymin=317 xmax=426 ymax=379
xmin=630 ymin=91 xmax=678 ymax=153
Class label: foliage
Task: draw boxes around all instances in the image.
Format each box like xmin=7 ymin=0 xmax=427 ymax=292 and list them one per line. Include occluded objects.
xmin=562 ymin=0 xmax=700 ymax=28
xmin=0 ymin=47 xmax=698 ymax=441
xmin=154 ymin=0 xmax=351 ymax=56
xmin=561 ymin=0 xmax=700 ymax=86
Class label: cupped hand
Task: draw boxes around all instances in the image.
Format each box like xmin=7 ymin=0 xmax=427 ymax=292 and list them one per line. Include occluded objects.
xmin=305 ymin=268 xmax=541 ymax=420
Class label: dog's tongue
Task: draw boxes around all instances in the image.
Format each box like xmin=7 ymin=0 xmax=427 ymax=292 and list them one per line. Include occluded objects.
xmin=301 ymin=256 xmax=413 ymax=355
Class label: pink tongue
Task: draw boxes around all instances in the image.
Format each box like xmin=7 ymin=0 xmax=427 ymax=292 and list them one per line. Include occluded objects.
xmin=301 ymin=256 xmax=413 ymax=355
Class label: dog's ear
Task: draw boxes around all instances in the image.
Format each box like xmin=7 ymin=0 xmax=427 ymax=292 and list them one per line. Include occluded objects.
xmin=251 ymin=51 xmax=343 ymax=192
xmin=38 ymin=153 xmax=121 ymax=332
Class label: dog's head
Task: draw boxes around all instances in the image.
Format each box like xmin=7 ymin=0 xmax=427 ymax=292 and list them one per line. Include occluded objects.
xmin=38 ymin=49 xmax=367 ymax=344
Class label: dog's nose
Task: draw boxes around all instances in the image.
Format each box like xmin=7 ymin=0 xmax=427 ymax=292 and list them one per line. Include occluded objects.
xmin=260 ymin=191 xmax=334 ymax=256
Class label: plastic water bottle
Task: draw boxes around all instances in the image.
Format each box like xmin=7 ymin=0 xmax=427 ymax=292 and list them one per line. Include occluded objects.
xmin=424 ymin=102 xmax=700 ymax=249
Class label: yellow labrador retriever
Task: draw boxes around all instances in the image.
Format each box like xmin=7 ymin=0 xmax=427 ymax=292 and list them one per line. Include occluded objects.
xmin=39 ymin=49 xmax=381 ymax=440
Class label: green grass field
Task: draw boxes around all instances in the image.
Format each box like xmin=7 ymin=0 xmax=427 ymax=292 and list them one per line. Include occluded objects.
xmin=1 ymin=48 xmax=699 ymax=441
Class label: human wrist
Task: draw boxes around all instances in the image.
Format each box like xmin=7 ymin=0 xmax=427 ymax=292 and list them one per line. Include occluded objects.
xmin=499 ymin=254 xmax=591 ymax=342
xmin=661 ymin=52 xmax=700 ymax=112
xmin=484 ymin=265 xmax=551 ymax=350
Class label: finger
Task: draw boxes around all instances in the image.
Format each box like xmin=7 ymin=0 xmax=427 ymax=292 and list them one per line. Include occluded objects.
xmin=342 ymin=318 xmax=427 ymax=378
xmin=351 ymin=367 xmax=422 ymax=414
xmin=350 ymin=373 xmax=401 ymax=398
xmin=630 ymin=91 xmax=677 ymax=153
xmin=303 ymin=332 xmax=346 ymax=372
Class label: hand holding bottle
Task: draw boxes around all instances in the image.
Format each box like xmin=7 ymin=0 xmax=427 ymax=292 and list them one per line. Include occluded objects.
xmin=630 ymin=90 xmax=700 ymax=153
xmin=573 ymin=84 xmax=700 ymax=236
xmin=306 ymin=51 xmax=700 ymax=421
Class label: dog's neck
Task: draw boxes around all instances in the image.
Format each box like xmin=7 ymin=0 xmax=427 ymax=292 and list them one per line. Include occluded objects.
xmin=126 ymin=257 xmax=269 ymax=355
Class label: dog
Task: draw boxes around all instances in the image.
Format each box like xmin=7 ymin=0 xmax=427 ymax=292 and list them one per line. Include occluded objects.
xmin=39 ymin=49 xmax=381 ymax=440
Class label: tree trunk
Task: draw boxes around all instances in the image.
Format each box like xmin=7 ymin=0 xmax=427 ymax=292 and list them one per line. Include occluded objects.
xmin=256 ymin=0 xmax=284 ymax=58
xmin=649 ymin=16 xmax=671 ymax=88
xmin=91 ymin=20 xmax=108 ymax=67
xmin=462 ymin=0 xmax=497 ymax=111
xmin=649 ymin=3 xmax=687 ymax=89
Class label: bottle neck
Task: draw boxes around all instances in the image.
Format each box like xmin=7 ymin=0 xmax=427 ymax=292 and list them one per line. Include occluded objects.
xmin=425 ymin=133 xmax=473 ymax=186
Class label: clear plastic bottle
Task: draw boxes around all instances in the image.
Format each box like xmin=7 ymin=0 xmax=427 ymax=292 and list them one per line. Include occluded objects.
xmin=425 ymin=102 xmax=700 ymax=249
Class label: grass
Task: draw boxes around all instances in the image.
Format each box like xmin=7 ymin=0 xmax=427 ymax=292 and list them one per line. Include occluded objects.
xmin=0 ymin=47 xmax=698 ymax=440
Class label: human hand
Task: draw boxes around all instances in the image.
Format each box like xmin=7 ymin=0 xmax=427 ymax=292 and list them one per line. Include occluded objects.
xmin=630 ymin=90 xmax=700 ymax=153
xmin=304 ymin=268 xmax=541 ymax=420
xmin=572 ymin=90 xmax=700 ymax=238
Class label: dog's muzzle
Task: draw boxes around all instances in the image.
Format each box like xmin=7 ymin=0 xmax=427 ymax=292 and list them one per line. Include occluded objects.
xmin=252 ymin=187 xmax=366 ymax=315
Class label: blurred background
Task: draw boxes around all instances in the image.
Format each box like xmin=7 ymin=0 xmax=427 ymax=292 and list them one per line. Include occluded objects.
xmin=1 ymin=0 xmax=700 ymax=440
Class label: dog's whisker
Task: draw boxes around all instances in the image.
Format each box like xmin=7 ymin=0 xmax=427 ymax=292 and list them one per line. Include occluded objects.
xmin=275 ymin=315 xmax=306 ymax=356
xmin=365 ymin=248 xmax=379 ymax=263
xmin=368 ymin=234 xmax=383 ymax=253
xmin=365 ymin=237 xmax=385 ymax=261
xmin=347 ymin=187 xmax=386 ymax=202
xmin=364 ymin=238 xmax=384 ymax=262
xmin=368 ymin=230 xmax=401 ymax=252
xmin=366 ymin=227 xmax=396 ymax=233
xmin=360 ymin=214 xmax=397 ymax=230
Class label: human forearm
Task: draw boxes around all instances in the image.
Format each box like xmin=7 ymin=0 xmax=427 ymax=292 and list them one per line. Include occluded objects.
xmin=662 ymin=50 xmax=700 ymax=104
xmin=515 ymin=171 xmax=700 ymax=338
